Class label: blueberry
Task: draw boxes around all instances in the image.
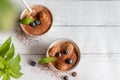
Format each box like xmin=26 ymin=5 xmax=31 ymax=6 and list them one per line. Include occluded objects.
xmin=64 ymin=50 xmax=70 ymax=54
xmin=35 ymin=20 xmax=41 ymax=25
xmin=63 ymin=76 xmax=68 ymax=80
xmin=65 ymin=58 xmax=72 ymax=64
xmin=31 ymin=61 xmax=36 ymax=66
xmin=55 ymin=52 xmax=62 ymax=58
xmin=30 ymin=22 xmax=36 ymax=27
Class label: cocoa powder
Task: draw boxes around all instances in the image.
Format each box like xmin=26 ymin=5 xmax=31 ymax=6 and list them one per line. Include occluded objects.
xmin=49 ymin=42 xmax=78 ymax=71
xmin=20 ymin=5 xmax=53 ymax=36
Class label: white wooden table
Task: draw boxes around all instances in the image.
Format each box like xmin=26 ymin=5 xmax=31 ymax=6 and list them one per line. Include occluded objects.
xmin=1 ymin=0 xmax=120 ymax=80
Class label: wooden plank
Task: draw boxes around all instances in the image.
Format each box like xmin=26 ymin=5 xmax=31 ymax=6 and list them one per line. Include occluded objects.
xmin=13 ymin=0 xmax=120 ymax=25
xmin=0 ymin=26 xmax=120 ymax=54
xmin=18 ymin=54 xmax=120 ymax=80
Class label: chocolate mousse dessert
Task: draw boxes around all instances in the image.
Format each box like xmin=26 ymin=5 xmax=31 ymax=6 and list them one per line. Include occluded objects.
xmin=47 ymin=39 xmax=80 ymax=71
xmin=20 ymin=5 xmax=53 ymax=36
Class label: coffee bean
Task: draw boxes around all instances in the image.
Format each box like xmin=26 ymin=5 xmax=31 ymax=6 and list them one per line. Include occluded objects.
xmin=71 ymin=72 xmax=77 ymax=77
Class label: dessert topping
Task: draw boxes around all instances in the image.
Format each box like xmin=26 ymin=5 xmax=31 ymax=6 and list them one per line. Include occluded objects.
xmin=65 ymin=58 xmax=73 ymax=64
xmin=64 ymin=49 xmax=70 ymax=54
xmin=55 ymin=52 xmax=62 ymax=58
xmin=30 ymin=21 xmax=36 ymax=27
xmin=35 ymin=20 xmax=41 ymax=25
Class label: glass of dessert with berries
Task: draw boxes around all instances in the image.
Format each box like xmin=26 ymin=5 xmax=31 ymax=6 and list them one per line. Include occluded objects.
xmin=19 ymin=4 xmax=53 ymax=36
xmin=46 ymin=38 xmax=81 ymax=71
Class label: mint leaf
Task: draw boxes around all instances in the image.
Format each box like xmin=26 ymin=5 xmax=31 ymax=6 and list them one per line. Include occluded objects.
xmin=38 ymin=57 xmax=56 ymax=64
xmin=9 ymin=65 xmax=21 ymax=73
xmin=0 ymin=37 xmax=11 ymax=57
xmin=0 ymin=70 xmax=4 ymax=77
xmin=0 ymin=57 xmax=5 ymax=70
xmin=18 ymin=18 xmax=34 ymax=24
xmin=2 ymin=74 xmax=10 ymax=80
xmin=5 ymin=44 xmax=14 ymax=60
xmin=9 ymin=69 xmax=23 ymax=78
xmin=13 ymin=65 xmax=21 ymax=70
xmin=0 ymin=62 xmax=4 ymax=70
xmin=0 ymin=57 xmax=5 ymax=69
xmin=0 ymin=0 xmax=16 ymax=31
xmin=0 ymin=57 xmax=5 ymax=64
xmin=0 ymin=37 xmax=22 ymax=80
xmin=9 ymin=54 xmax=21 ymax=67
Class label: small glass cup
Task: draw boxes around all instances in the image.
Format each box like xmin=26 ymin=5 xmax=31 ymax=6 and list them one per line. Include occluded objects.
xmin=20 ymin=5 xmax=53 ymax=36
xmin=46 ymin=38 xmax=81 ymax=71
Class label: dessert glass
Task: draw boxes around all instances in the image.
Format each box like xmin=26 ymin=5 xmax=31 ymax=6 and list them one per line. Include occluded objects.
xmin=46 ymin=38 xmax=81 ymax=71
xmin=20 ymin=5 xmax=53 ymax=36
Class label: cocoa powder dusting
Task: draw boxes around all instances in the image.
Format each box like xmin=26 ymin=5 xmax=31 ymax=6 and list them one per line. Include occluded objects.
xmin=49 ymin=42 xmax=78 ymax=71
xmin=14 ymin=25 xmax=40 ymax=46
xmin=38 ymin=64 xmax=69 ymax=80
xmin=20 ymin=5 xmax=53 ymax=36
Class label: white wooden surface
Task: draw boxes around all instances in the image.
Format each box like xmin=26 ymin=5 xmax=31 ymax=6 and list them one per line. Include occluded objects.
xmin=1 ymin=0 xmax=120 ymax=80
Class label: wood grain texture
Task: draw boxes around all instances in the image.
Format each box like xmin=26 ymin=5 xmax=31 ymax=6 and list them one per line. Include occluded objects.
xmin=0 ymin=0 xmax=120 ymax=80
xmin=17 ymin=54 xmax=120 ymax=80
xmin=0 ymin=26 xmax=120 ymax=54
xmin=13 ymin=0 xmax=120 ymax=25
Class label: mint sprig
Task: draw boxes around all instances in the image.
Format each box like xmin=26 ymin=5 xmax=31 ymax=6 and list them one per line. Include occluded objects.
xmin=0 ymin=36 xmax=11 ymax=57
xmin=0 ymin=37 xmax=23 ymax=80
xmin=38 ymin=57 xmax=56 ymax=64
xmin=2 ymin=73 xmax=10 ymax=80
xmin=18 ymin=18 xmax=34 ymax=25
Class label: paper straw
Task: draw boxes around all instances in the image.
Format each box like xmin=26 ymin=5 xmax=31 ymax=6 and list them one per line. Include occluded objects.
xmin=21 ymin=0 xmax=32 ymax=13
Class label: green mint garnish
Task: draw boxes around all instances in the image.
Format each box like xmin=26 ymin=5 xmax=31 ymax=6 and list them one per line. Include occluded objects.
xmin=0 ymin=0 xmax=16 ymax=31
xmin=18 ymin=18 xmax=34 ymax=24
xmin=0 ymin=37 xmax=23 ymax=80
xmin=2 ymin=73 xmax=10 ymax=80
xmin=38 ymin=57 xmax=56 ymax=64
xmin=0 ymin=36 xmax=11 ymax=57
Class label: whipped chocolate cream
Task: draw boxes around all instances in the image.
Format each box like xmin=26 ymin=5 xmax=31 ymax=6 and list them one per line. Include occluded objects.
xmin=20 ymin=5 xmax=53 ymax=36
xmin=48 ymin=42 xmax=80 ymax=71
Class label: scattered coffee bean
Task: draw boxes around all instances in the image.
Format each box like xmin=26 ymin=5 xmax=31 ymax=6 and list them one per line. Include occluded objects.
xmin=65 ymin=58 xmax=72 ymax=64
xmin=63 ymin=76 xmax=68 ymax=80
xmin=65 ymin=50 xmax=70 ymax=54
xmin=30 ymin=21 xmax=36 ymax=27
xmin=31 ymin=61 xmax=36 ymax=66
xmin=35 ymin=20 xmax=41 ymax=25
xmin=55 ymin=52 xmax=62 ymax=58
xmin=71 ymin=72 xmax=77 ymax=77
